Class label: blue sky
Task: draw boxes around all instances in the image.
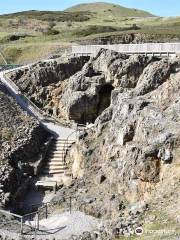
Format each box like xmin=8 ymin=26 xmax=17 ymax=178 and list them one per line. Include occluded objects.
xmin=0 ymin=0 xmax=180 ymax=16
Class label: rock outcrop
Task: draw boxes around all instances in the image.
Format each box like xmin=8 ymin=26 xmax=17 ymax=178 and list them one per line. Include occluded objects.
xmin=8 ymin=56 xmax=89 ymax=122
xmin=6 ymin=49 xmax=180 ymax=238
xmin=0 ymin=83 xmax=49 ymax=206
xmin=53 ymin=49 xmax=180 ymax=238
xmin=79 ymin=32 xmax=180 ymax=45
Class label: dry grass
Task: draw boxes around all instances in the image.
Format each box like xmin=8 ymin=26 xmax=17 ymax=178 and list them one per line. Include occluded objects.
xmin=0 ymin=3 xmax=180 ymax=64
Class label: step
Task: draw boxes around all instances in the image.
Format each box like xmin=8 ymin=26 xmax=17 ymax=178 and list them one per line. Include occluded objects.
xmin=44 ymin=166 xmax=67 ymax=171
xmin=52 ymin=146 xmax=71 ymax=150
xmin=36 ymin=181 xmax=57 ymax=187
xmin=49 ymin=149 xmax=65 ymax=156
xmin=49 ymin=152 xmax=64 ymax=159
xmin=46 ymin=162 xmax=66 ymax=166
xmin=43 ymin=169 xmax=65 ymax=174
xmin=51 ymin=149 xmax=65 ymax=153
xmin=49 ymin=155 xmax=64 ymax=160
xmin=55 ymin=138 xmax=74 ymax=142
xmin=54 ymin=141 xmax=74 ymax=145
xmin=52 ymin=145 xmax=66 ymax=148
xmin=46 ymin=162 xmax=65 ymax=166
xmin=48 ymin=159 xmax=65 ymax=163
xmin=48 ymin=157 xmax=64 ymax=161
xmin=53 ymin=144 xmax=73 ymax=148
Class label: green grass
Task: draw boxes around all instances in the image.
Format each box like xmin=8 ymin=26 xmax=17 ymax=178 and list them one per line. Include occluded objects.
xmin=0 ymin=2 xmax=180 ymax=64
xmin=66 ymin=2 xmax=154 ymax=18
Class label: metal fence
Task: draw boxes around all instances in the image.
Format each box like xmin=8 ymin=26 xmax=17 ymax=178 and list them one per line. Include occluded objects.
xmin=0 ymin=196 xmax=73 ymax=237
xmin=1 ymin=69 xmax=74 ymax=128
xmin=72 ymin=43 xmax=180 ymax=57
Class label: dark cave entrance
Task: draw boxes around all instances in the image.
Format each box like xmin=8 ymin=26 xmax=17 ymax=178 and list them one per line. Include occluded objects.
xmin=75 ymin=84 xmax=114 ymax=125
xmin=97 ymin=84 xmax=114 ymax=116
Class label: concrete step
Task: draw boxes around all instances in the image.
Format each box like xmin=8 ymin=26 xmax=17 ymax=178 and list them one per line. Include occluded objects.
xmin=48 ymin=153 xmax=64 ymax=159
xmin=55 ymin=138 xmax=74 ymax=142
xmin=48 ymin=156 xmax=64 ymax=161
xmin=43 ymin=169 xmax=65 ymax=174
xmin=48 ymin=159 xmax=65 ymax=163
xmin=53 ymin=141 xmax=73 ymax=145
xmin=53 ymin=144 xmax=73 ymax=148
xmin=51 ymin=146 xmax=70 ymax=151
xmin=44 ymin=166 xmax=67 ymax=171
xmin=54 ymin=140 xmax=74 ymax=143
xmin=46 ymin=162 xmax=65 ymax=166
xmin=50 ymin=150 xmax=66 ymax=155
xmin=52 ymin=145 xmax=66 ymax=148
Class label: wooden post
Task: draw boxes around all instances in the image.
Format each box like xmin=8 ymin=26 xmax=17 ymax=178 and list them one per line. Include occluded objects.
xmin=20 ymin=216 xmax=23 ymax=235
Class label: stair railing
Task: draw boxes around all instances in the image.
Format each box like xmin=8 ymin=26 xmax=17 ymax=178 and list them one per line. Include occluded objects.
xmin=2 ymin=72 xmax=75 ymax=128
xmin=61 ymin=124 xmax=87 ymax=172
xmin=37 ymin=136 xmax=54 ymax=176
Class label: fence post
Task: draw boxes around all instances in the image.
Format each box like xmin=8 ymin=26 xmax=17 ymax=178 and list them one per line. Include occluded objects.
xmin=70 ymin=197 xmax=72 ymax=214
xmin=36 ymin=211 xmax=39 ymax=230
xmin=20 ymin=216 xmax=23 ymax=235
xmin=45 ymin=203 xmax=48 ymax=219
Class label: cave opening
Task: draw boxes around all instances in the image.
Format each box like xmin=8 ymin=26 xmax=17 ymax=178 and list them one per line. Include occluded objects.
xmin=97 ymin=83 xmax=114 ymax=117
xmin=75 ymin=84 xmax=114 ymax=125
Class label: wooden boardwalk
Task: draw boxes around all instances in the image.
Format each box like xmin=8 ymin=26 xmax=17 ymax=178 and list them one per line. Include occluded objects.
xmin=72 ymin=43 xmax=180 ymax=57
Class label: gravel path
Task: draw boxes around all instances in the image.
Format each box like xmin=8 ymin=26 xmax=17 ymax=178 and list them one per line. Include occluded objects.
xmin=41 ymin=120 xmax=76 ymax=139
xmin=0 ymin=69 xmax=77 ymax=140
xmin=24 ymin=211 xmax=99 ymax=239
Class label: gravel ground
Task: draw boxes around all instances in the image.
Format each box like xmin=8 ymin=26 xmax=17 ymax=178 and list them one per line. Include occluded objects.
xmin=25 ymin=210 xmax=100 ymax=239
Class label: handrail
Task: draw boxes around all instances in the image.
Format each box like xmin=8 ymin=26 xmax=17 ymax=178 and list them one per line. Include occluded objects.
xmin=37 ymin=136 xmax=54 ymax=176
xmin=2 ymin=71 xmax=75 ymax=129
xmin=0 ymin=209 xmax=22 ymax=219
xmin=62 ymin=129 xmax=77 ymax=166
xmin=61 ymin=124 xmax=86 ymax=167
xmin=29 ymin=196 xmax=73 ymax=214
xmin=3 ymin=74 xmax=20 ymax=93
xmin=71 ymin=43 xmax=180 ymax=57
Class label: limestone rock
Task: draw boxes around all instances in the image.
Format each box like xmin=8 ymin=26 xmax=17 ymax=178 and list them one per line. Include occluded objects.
xmin=53 ymin=50 xmax=180 ymax=233
xmin=0 ymin=83 xmax=49 ymax=205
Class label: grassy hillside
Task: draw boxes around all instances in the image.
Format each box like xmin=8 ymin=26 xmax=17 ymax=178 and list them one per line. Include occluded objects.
xmin=66 ymin=2 xmax=154 ymax=18
xmin=0 ymin=2 xmax=180 ymax=64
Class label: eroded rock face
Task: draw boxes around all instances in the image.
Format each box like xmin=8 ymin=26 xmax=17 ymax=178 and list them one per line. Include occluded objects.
xmin=8 ymin=57 xmax=89 ymax=120
xmin=60 ymin=50 xmax=155 ymax=123
xmin=53 ymin=50 xmax=180 ymax=234
xmin=7 ymin=50 xmax=180 ymax=235
xmin=0 ymin=84 xmax=49 ymax=206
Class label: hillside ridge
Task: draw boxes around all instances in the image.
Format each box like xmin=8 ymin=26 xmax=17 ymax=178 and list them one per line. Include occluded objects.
xmin=66 ymin=1 xmax=154 ymax=17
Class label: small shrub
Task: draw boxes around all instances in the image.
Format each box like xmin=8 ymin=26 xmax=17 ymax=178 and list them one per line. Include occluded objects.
xmin=67 ymin=21 xmax=72 ymax=28
xmin=0 ymin=34 xmax=29 ymax=43
xmin=43 ymin=29 xmax=60 ymax=35
xmin=73 ymin=25 xmax=119 ymax=37
xmin=48 ymin=21 xmax=56 ymax=29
